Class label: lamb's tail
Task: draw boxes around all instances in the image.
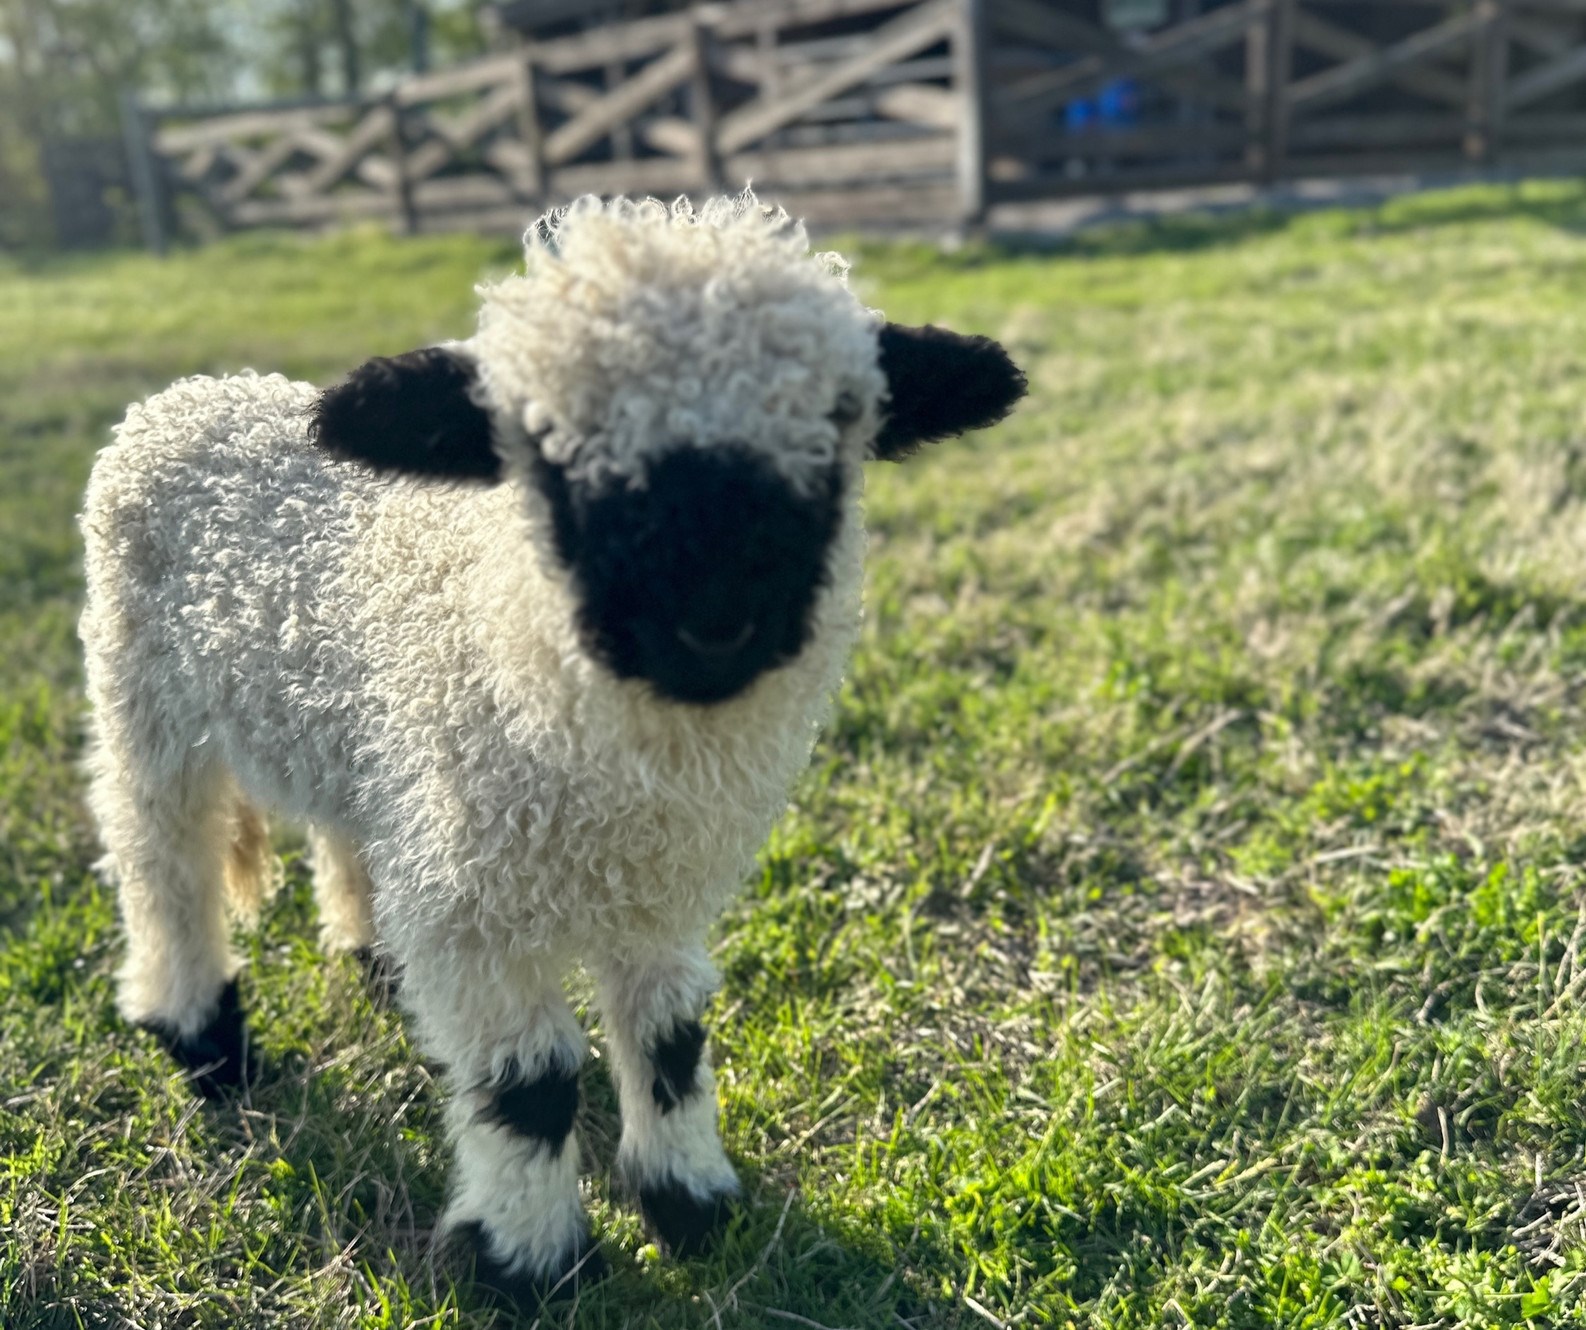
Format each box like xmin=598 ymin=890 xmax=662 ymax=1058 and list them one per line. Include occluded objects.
xmin=222 ymin=799 xmax=281 ymax=923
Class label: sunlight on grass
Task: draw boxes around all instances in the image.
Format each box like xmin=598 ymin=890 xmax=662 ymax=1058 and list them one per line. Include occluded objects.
xmin=8 ymin=181 xmax=1586 ymax=1326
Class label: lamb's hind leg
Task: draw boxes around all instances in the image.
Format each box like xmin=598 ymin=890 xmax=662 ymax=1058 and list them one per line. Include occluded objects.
xmin=594 ymin=940 xmax=740 ymax=1255
xmin=309 ymin=829 xmax=397 ymax=1001
xmin=308 ymin=827 xmax=375 ymax=955
xmin=400 ymin=946 xmax=608 ymax=1303
xmin=88 ymin=745 xmax=253 ymax=1097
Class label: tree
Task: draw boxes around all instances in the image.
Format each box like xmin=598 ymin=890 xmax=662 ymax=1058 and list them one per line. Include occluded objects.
xmin=0 ymin=0 xmax=492 ymax=248
xmin=0 ymin=0 xmax=239 ymax=246
xmin=252 ymin=0 xmax=490 ymax=100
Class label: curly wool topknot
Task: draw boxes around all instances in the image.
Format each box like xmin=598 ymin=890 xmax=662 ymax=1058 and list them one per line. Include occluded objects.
xmin=524 ymin=190 xmax=840 ymax=269
xmin=471 ymin=189 xmax=885 ymax=496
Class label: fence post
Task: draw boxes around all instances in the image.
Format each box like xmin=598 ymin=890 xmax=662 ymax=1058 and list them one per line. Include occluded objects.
xmin=119 ymin=89 xmax=167 ymax=255
xmin=1244 ymin=0 xmax=1266 ymax=178
xmin=609 ymin=55 xmax=636 ymax=162
xmin=954 ymin=0 xmax=989 ymax=227
xmin=1466 ymin=0 xmax=1508 ymax=165
xmin=1267 ymin=0 xmax=1295 ymax=181
xmin=1245 ymin=0 xmax=1292 ymax=182
xmin=689 ymin=19 xmax=723 ymax=194
xmin=386 ymin=92 xmax=419 ymax=235
xmin=512 ymin=50 xmax=545 ymax=201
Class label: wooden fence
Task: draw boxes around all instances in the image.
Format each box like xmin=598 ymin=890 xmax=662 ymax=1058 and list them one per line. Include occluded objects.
xmin=126 ymin=0 xmax=1586 ymax=248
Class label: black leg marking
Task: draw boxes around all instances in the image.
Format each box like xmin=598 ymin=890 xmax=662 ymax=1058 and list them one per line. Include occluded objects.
xmin=637 ymin=1176 xmax=735 ymax=1257
xmin=454 ymin=1219 xmax=610 ymax=1306
xmin=140 ymin=978 xmax=254 ymax=1100
xmin=650 ymin=1018 xmax=706 ymax=1114
xmin=351 ymin=945 xmax=401 ymax=1007
xmin=475 ymin=1057 xmax=580 ymax=1153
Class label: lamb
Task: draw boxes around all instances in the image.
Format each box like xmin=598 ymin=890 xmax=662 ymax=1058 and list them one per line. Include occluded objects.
xmin=78 ymin=191 xmax=1026 ymax=1304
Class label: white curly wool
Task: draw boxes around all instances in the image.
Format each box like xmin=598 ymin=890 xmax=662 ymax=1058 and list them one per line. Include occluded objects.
xmin=79 ymin=191 xmax=885 ymax=1287
xmin=478 ymin=193 xmax=886 ymax=495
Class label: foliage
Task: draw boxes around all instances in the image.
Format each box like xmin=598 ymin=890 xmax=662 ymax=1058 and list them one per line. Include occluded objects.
xmin=0 ymin=1 xmax=492 ymax=250
xmin=9 ymin=182 xmax=1586 ymax=1325
xmin=0 ymin=0 xmax=233 ymax=247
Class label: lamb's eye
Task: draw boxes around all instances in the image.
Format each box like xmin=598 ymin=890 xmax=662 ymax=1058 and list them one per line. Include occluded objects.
xmin=829 ymin=390 xmax=862 ymax=427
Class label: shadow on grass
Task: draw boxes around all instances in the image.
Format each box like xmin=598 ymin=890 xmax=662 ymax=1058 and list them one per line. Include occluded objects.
xmin=249 ymin=1051 xmax=952 ymax=1328
xmin=4 ymin=974 xmax=959 ymax=1330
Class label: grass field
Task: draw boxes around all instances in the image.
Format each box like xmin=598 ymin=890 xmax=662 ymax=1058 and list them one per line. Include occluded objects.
xmin=8 ymin=182 xmax=1586 ymax=1328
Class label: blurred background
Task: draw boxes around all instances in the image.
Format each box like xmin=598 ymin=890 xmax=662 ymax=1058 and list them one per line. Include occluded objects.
xmin=16 ymin=4 xmax=1586 ymax=1327
xmin=10 ymin=0 xmax=1586 ymax=253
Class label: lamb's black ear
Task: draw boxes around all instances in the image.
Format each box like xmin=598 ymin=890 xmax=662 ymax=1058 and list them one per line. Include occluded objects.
xmin=872 ymin=322 xmax=1027 ymax=462
xmin=311 ymin=346 xmax=501 ymax=482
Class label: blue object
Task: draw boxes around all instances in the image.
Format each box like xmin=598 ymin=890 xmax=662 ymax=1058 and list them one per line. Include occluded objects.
xmin=1066 ymin=78 xmax=1141 ymax=133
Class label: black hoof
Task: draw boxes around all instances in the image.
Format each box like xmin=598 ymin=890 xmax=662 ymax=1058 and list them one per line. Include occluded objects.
xmin=140 ymin=978 xmax=255 ymax=1099
xmin=351 ymin=945 xmax=401 ymax=1007
xmin=637 ymin=1176 xmax=737 ymax=1257
xmin=455 ymin=1219 xmax=610 ymax=1307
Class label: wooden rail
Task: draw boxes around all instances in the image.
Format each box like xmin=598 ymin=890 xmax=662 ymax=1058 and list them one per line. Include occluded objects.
xmin=128 ymin=0 xmax=1586 ymax=244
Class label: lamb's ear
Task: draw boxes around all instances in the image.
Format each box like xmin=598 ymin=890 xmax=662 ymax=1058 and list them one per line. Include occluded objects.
xmin=872 ymin=322 xmax=1027 ymax=462
xmin=311 ymin=346 xmax=501 ymax=482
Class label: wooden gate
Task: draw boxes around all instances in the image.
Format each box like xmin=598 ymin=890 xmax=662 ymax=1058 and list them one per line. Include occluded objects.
xmin=983 ymin=0 xmax=1586 ymax=202
xmin=145 ymin=0 xmax=965 ymax=241
xmin=131 ymin=0 xmax=1586 ymax=245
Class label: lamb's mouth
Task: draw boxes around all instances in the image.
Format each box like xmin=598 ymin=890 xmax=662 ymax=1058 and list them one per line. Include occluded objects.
xmin=615 ymin=611 xmax=791 ymax=706
xmin=677 ymin=622 xmax=756 ymax=659
xmin=533 ymin=443 xmax=844 ymax=707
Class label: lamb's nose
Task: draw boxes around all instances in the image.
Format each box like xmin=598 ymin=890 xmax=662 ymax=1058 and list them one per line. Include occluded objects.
xmin=677 ymin=622 xmax=755 ymax=659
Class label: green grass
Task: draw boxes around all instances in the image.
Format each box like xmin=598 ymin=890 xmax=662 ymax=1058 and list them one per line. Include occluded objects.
xmin=9 ymin=181 xmax=1586 ymax=1327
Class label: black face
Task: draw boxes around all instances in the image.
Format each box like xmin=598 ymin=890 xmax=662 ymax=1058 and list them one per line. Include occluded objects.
xmin=310 ymin=331 xmax=1026 ymax=707
xmin=529 ymin=444 xmax=845 ymax=706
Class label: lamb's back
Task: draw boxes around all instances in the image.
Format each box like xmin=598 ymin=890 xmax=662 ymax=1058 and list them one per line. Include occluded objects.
xmin=83 ymin=371 xmax=333 ymax=609
xmin=80 ymin=372 xmax=416 ymax=811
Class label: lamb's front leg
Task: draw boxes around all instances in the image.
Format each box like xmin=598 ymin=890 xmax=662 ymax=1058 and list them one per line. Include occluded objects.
xmin=595 ymin=941 xmax=740 ymax=1255
xmin=402 ymin=948 xmax=607 ymax=1302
